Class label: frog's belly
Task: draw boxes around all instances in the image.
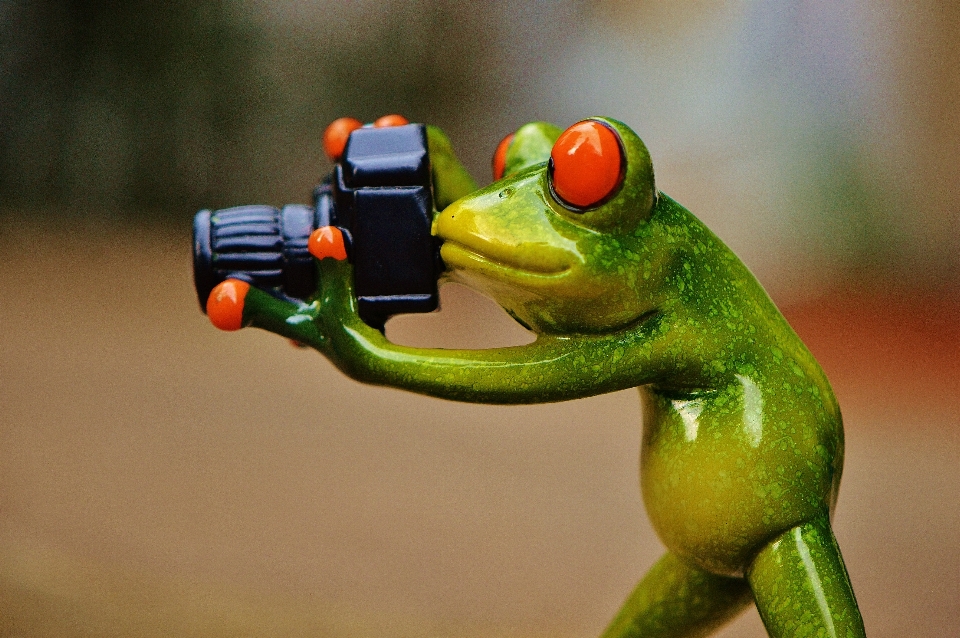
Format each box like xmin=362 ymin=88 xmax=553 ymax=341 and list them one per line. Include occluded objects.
xmin=639 ymin=389 xmax=841 ymax=577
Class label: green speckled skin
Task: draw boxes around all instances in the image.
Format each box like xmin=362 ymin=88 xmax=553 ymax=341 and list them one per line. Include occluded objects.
xmin=228 ymin=118 xmax=864 ymax=637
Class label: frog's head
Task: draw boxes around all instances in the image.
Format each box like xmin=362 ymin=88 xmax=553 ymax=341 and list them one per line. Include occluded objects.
xmin=434 ymin=117 xmax=672 ymax=335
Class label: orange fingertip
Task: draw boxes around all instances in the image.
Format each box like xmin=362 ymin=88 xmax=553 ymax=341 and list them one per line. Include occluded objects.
xmin=207 ymin=279 xmax=250 ymax=331
xmin=492 ymin=132 xmax=514 ymax=181
xmin=373 ymin=114 xmax=409 ymax=128
xmin=323 ymin=117 xmax=363 ymax=161
xmin=308 ymin=226 xmax=348 ymax=261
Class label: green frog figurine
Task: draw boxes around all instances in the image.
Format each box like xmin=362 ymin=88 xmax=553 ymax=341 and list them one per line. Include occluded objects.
xmin=201 ymin=116 xmax=865 ymax=638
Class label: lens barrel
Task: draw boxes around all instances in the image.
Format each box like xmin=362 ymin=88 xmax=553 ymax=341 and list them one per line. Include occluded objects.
xmin=193 ymin=203 xmax=316 ymax=311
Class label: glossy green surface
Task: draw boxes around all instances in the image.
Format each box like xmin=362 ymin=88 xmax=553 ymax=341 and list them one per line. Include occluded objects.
xmin=229 ymin=118 xmax=864 ymax=637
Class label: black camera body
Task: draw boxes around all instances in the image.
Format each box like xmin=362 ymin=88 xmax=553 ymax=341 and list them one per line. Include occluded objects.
xmin=193 ymin=123 xmax=441 ymax=331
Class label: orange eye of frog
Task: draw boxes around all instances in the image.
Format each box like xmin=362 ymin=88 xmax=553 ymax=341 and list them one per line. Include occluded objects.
xmin=549 ymin=120 xmax=624 ymax=210
xmin=492 ymin=132 xmax=515 ymax=181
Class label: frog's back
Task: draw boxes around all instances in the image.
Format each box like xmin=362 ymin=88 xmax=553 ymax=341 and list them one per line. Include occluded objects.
xmin=637 ymin=195 xmax=844 ymax=577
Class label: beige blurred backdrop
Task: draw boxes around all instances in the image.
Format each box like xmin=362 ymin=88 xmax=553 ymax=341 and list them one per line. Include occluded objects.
xmin=1 ymin=1 xmax=958 ymax=636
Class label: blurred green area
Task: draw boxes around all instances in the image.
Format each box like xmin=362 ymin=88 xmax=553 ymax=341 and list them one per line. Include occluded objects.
xmin=1 ymin=1 xmax=258 ymax=211
xmin=1 ymin=0 xmax=957 ymax=290
xmin=0 ymin=0 xmax=549 ymax=215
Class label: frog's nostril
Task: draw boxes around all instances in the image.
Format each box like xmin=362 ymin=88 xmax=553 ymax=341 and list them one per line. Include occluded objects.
xmin=499 ymin=187 xmax=515 ymax=199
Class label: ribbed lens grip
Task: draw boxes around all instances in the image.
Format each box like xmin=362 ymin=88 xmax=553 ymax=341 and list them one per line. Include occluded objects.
xmin=193 ymin=204 xmax=316 ymax=311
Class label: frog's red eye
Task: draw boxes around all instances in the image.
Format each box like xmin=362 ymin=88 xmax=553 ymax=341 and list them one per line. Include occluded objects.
xmin=549 ymin=120 xmax=624 ymax=210
xmin=323 ymin=117 xmax=363 ymax=161
xmin=492 ymin=133 xmax=515 ymax=181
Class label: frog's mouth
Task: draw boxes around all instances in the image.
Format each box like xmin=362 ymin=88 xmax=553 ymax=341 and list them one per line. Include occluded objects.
xmin=432 ymin=177 xmax=582 ymax=284
xmin=439 ymin=239 xmax=573 ymax=278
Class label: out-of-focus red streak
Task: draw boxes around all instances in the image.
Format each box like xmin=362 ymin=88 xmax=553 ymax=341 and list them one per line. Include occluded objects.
xmin=781 ymin=291 xmax=960 ymax=422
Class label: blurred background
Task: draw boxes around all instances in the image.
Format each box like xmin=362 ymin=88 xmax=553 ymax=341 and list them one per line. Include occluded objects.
xmin=0 ymin=1 xmax=957 ymax=636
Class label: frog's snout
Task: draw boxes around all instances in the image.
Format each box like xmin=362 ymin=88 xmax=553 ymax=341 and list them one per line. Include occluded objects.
xmin=434 ymin=193 xmax=580 ymax=279
xmin=432 ymin=196 xmax=472 ymax=245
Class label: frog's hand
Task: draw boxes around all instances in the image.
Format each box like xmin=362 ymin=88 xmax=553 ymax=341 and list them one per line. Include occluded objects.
xmin=426 ymin=125 xmax=478 ymax=210
xmin=309 ymin=260 xmax=681 ymax=405
xmin=206 ymin=278 xmax=325 ymax=350
xmin=322 ymin=117 xmax=476 ymax=211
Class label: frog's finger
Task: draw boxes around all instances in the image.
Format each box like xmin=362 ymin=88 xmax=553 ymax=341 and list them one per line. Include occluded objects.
xmin=373 ymin=113 xmax=409 ymax=127
xmin=315 ymin=255 xmax=357 ymax=313
xmin=205 ymin=278 xmax=325 ymax=348
xmin=307 ymin=226 xmax=351 ymax=296
xmin=323 ymin=114 xmax=409 ymax=162
xmin=308 ymin=226 xmax=348 ymax=261
xmin=323 ymin=117 xmax=362 ymax=161
xmin=308 ymin=225 xmax=355 ymax=318
xmin=206 ymin=279 xmax=250 ymax=331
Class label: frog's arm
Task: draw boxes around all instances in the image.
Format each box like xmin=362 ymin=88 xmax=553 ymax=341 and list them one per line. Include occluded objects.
xmin=426 ymin=125 xmax=477 ymax=210
xmin=237 ymin=261 xmax=692 ymax=405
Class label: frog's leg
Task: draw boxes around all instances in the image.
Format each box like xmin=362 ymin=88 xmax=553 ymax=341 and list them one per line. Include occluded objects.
xmin=747 ymin=517 xmax=865 ymax=638
xmin=601 ymin=552 xmax=752 ymax=638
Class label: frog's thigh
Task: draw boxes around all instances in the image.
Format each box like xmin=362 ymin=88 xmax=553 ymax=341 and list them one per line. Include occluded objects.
xmin=601 ymin=552 xmax=751 ymax=638
xmin=746 ymin=518 xmax=865 ymax=638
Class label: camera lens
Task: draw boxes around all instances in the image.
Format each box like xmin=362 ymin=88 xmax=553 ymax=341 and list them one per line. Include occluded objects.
xmin=192 ymin=204 xmax=317 ymax=311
